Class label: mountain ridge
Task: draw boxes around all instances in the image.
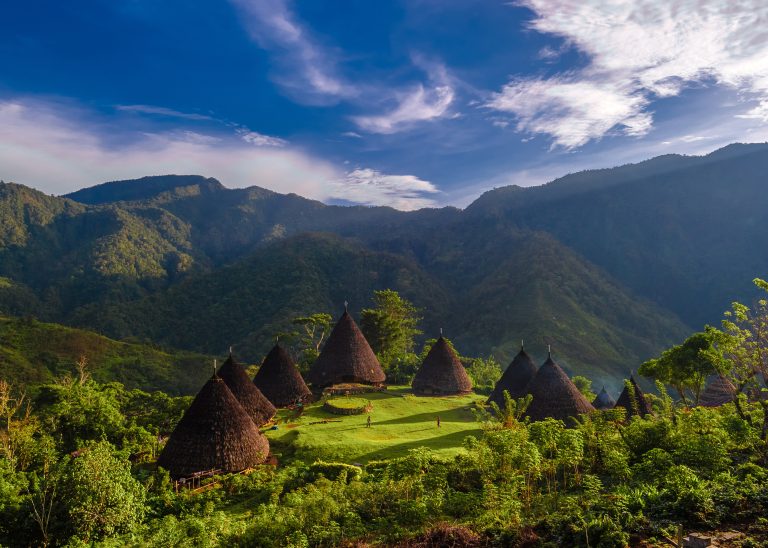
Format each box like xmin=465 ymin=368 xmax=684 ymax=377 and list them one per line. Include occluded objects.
xmin=2 ymin=143 xmax=768 ymax=389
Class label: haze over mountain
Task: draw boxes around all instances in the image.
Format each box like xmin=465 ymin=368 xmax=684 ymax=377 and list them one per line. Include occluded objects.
xmin=2 ymin=143 xmax=768 ymax=389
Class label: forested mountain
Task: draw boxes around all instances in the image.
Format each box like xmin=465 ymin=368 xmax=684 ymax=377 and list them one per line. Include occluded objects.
xmin=2 ymin=143 xmax=768 ymax=387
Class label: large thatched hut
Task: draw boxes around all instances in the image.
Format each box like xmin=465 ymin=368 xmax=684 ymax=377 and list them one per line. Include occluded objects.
xmin=487 ymin=345 xmax=537 ymax=408
xmin=592 ymin=386 xmax=616 ymax=410
xmin=157 ymin=371 xmax=269 ymax=479
xmin=699 ymin=374 xmax=736 ymax=407
xmin=412 ymin=335 xmax=473 ymax=396
xmin=614 ymin=375 xmax=653 ymax=418
xmin=253 ymin=343 xmax=312 ymax=407
xmin=219 ymin=352 xmax=276 ymax=426
xmin=307 ymin=308 xmax=386 ymax=388
xmin=525 ymin=352 xmax=595 ymax=422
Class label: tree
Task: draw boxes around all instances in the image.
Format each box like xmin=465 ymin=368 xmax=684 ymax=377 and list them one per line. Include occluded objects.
xmin=639 ymin=332 xmax=719 ymax=405
xmin=278 ymin=313 xmax=333 ymax=373
xmin=60 ymin=441 xmax=146 ymax=541
xmin=361 ymin=290 xmax=422 ymax=374
xmin=704 ymin=278 xmax=768 ymax=440
xmin=466 ymin=356 xmax=502 ymax=393
xmin=572 ymin=376 xmax=597 ymax=402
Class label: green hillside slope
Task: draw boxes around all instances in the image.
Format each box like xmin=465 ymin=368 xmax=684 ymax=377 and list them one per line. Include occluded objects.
xmin=0 ymin=315 xmax=209 ymax=394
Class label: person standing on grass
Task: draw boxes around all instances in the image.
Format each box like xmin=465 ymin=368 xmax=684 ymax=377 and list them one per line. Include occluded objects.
xmin=367 ymin=415 xmax=371 ymax=428
xmin=436 ymin=416 xmax=441 ymax=428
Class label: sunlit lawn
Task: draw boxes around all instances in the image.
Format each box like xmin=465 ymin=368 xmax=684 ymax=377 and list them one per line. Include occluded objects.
xmin=264 ymin=386 xmax=486 ymax=463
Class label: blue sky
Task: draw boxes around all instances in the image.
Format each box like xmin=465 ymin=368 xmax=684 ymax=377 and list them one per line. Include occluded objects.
xmin=2 ymin=1 xmax=768 ymax=209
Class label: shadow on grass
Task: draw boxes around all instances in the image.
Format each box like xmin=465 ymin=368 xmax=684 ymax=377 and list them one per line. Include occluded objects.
xmin=371 ymin=408 xmax=476 ymax=426
xmin=354 ymin=429 xmax=481 ymax=462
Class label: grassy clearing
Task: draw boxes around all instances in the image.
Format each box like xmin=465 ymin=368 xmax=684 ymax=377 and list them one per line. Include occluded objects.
xmin=264 ymin=386 xmax=486 ymax=464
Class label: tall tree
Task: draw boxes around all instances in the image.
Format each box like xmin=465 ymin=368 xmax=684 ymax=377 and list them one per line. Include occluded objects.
xmin=277 ymin=313 xmax=333 ymax=373
xmin=361 ymin=290 xmax=422 ymax=379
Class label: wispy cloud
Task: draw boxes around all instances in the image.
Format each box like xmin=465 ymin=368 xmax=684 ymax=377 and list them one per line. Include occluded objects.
xmin=487 ymin=76 xmax=651 ymax=148
xmin=329 ymin=168 xmax=439 ymax=210
xmin=229 ymin=0 xmax=356 ymax=104
xmin=116 ymin=104 xmax=214 ymax=121
xmin=230 ymin=1 xmax=457 ymax=133
xmin=237 ymin=129 xmax=288 ymax=147
xmin=351 ymin=60 xmax=455 ymax=134
xmin=488 ymin=0 xmax=768 ymax=148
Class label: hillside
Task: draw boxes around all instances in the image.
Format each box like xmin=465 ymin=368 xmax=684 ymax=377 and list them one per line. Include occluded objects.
xmin=0 ymin=315 xmax=210 ymax=394
xmin=71 ymin=232 xmax=688 ymax=387
xmin=467 ymin=142 xmax=768 ymax=326
xmin=3 ymin=143 xmax=768 ymax=386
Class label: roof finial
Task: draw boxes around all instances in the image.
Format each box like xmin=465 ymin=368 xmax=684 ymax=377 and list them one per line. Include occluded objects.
xmin=344 ymin=300 xmax=348 ymax=312
xmin=213 ymin=358 xmax=217 ymax=377
xmin=548 ymin=344 xmax=551 ymax=358
xmin=521 ymin=339 xmax=524 ymax=350
xmin=228 ymin=345 xmax=233 ymax=357
xmin=275 ymin=334 xmax=279 ymax=344
xmin=439 ymin=327 xmax=443 ymax=337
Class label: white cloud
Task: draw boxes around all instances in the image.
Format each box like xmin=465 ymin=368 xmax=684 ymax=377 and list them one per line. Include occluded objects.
xmin=351 ymin=60 xmax=455 ymax=134
xmin=488 ymin=0 xmax=768 ymax=148
xmin=229 ymin=0 xmax=356 ymax=103
xmin=0 ymin=99 xmax=337 ymax=198
xmin=488 ymin=76 xmax=652 ymax=148
xmin=237 ymin=129 xmax=288 ymax=147
xmin=0 ymin=98 xmax=439 ymax=211
xmin=329 ymin=168 xmax=439 ymax=210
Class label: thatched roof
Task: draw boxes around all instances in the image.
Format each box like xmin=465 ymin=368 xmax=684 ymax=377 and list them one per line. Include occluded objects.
xmin=614 ymin=375 xmax=653 ymax=417
xmin=699 ymin=374 xmax=736 ymax=407
xmin=307 ymin=309 xmax=386 ymax=388
xmin=157 ymin=373 xmax=269 ymax=479
xmin=592 ymin=386 xmax=616 ymax=410
xmin=253 ymin=344 xmax=312 ymax=407
xmin=412 ymin=336 xmax=473 ymax=396
xmin=487 ymin=346 xmax=537 ymax=408
xmin=525 ymin=353 xmax=595 ymax=422
xmin=218 ymin=353 xmax=276 ymax=426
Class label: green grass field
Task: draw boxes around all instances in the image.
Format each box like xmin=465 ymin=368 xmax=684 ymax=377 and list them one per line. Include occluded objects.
xmin=264 ymin=386 xmax=486 ymax=464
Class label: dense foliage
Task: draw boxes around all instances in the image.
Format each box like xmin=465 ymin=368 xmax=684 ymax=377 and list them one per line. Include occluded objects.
xmin=1 ymin=367 xmax=767 ymax=547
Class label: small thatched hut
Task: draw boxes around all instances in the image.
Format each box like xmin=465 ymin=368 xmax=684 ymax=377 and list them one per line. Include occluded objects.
xmin=592 ymin=386 xmax=616 ymax=410
xmin=614 ymin=375 xmax=653 ymax=418
xmin=699 ymin=374 xmax=736 ymax=407
xmin=307 ymin=308 xmax=386 ymax=388
xmin=219 ymin=352 xmax=276 ymax=426
xmin=525 ymin=352 xmax=595 ymax=422
xmin=253 ymin=343 xmax=312 ymax=407
xmin=412 ymin=335 xmax=473 ymax=396
xmin=487 ymin=345 xmax=537 ymax=408
xmin=157 ymin=371 xmax=269 ymax=479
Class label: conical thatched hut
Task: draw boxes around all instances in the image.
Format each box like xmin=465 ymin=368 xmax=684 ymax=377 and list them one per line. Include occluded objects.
xmin=253 ymin=344 xmax=312 ymax=407
xmin=307 ymin=308 xmax=386 ymax=388
xmin=412 ymin=336 xmax=473 ymax=396
xmin=699 ymin=374 xmax=736 ymax=407
xmin=487 ymin=345 xmax=537 ymax=408
xmin=525 ymin=352 xmax=595 ymax=422
xmin=614 ymin=375 xmax=653 ymax=418
xmin=157 ymin=372 xmax=269 ymax=479
xmin=592 ymin=386 xmax=616 ymax=410
xmin=219 ymin=353 xmax=276 ymax=426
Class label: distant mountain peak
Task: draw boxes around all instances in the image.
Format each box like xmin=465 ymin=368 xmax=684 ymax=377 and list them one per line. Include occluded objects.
xmin=64 ymin=174 xmax=225 ymax=205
